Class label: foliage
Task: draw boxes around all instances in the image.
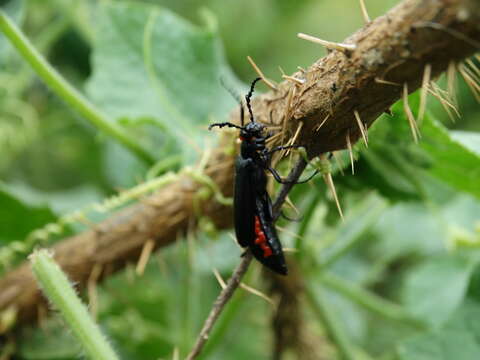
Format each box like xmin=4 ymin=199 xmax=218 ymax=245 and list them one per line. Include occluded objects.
xmin=0 ymin=0 xmax=479 ymax=359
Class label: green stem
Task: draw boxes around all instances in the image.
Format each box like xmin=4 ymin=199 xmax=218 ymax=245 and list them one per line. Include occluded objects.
xmin=30 ymin=250 xmax=118 ymax=360
xmin=304 ymin=285 xmax=357 ymax=360
xmin=0 ymin=11 xmax=155 ymax=164
xmin=320 ymin=272 xmax=427 ymax=329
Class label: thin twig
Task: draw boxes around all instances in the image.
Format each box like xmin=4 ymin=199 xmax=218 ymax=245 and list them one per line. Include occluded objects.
xmin=186 ymin=158 xmax=309 ymax=360
xmin=186 ymin=252 xmax=253 ymax=360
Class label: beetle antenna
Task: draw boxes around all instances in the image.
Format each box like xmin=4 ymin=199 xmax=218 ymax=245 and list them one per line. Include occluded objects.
xmin=220 ymin=77 xmax=246 ymax=126
xmin=245 ymin=77 xmax=261 ymax=123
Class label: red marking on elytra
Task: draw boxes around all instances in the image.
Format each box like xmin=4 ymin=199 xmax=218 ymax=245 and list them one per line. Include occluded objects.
xmin=254 ymin=216 xmax=272 ymax=258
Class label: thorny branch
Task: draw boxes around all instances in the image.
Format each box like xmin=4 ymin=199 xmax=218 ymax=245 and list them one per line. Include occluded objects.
xmin=186 ymin=159 xmax=309 ymax=360
xmin=0 ymin=0 xmax=479 ymax=331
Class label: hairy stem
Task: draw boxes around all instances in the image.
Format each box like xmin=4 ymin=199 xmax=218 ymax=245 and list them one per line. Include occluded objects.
xmin=0 ymin=11 xmax=154 ymax=164
xmin=30 ymin=250 xmax=118 ymax=360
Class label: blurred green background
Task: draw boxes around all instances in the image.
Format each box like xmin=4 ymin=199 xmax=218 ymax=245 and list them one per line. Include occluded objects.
xmin=1 ymin=0 xmax=480 ymax=359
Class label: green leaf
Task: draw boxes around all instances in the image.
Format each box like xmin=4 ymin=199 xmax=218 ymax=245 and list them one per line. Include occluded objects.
xmin=86 ymin=2 xmax=240 ymax=161
xmin=0 ymin=185 xmax=56 ymax=245
xmin=360 ymin=99 xmax=480 ymax=201
xmin=397 ymin=300 xmax=480 ymax=360
xmin=401 ymin=254 xmax=476 ymax=327
xmin=356 ymin=109 xmax=430 ymax=201
xmin=371 ymin=203 xmax=445 ymax=260
xmin=450 ymin=131 xmax=480 ymax=156
xmin=318 ymin=193 xmax=387 ymax=268
xmin=420 ymin=117 xmax=480 ymax=199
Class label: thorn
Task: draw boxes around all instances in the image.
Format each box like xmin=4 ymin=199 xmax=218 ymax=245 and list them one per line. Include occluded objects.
xmin=297 ymin=66 xmax=306 ymax=73
xmin=353 ymin=110 xmax=368 ymax=147
xmin=279 ymin=66 xmax=305 ymax=84
xmin=459 ymin=63 xmax=480 ymax=102
xmin=324 ymin=173 xmax=344 ymax=220
xmin=447 ymin=61 xmax=458 ymax=106
xmin=282 ymin=74 xmax=305 ymax=85
xmin=432 ymin=82 xmax=460 ymax=116
xmin=281 ymin=87 xmax=296 ymax=145
xmin=461 ymin=62 xmax=480 ymax=93
xmin=285 ymin=196 xmax=300 ymax=215
xmin=346 ymin=132 xmax=355 ymax=175
xmin=418 ymin=63 xmax=431 ymax=125
xmin=320 ymin=155 xmax=344 ymax=220
xmin=315 ymin=114 xmax=330 ymax=132
xmin=240 ymin=282 xmax=275 ymax=306
xmin=358 ymin=0 xmax=371 ymax=23
xmin=213 ymin=268 xmax=227 ymax=289
xmin=466 ymin=59 xmax=480 ymax=79
xmin=247 ymin=55 xmax=277 ymax=91
xmin=136 ymin=239 xmax=155 ymax=276
xmin=297 ymin=33 xmax=356 ymax=52
xmin=375 ymin=77 xmax=401 ymax=86
xmin=87 ymin=263 xmax=103 ymax=320
xmin=403 ymin=83 xmax=420 ymax=143
xmin=286 ymin=121 xmax=303 ymax=155
xmin=464 ymin=60 xmax=480 ymax=100
xmin=427 ymin=82 xmax=461 ymax=121
xmin=266 ymin=131 xmax=282 ymax=144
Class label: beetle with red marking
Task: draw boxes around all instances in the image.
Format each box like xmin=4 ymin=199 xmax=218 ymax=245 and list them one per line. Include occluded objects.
xmin=209 ymin=78 xmax=316 ymax=275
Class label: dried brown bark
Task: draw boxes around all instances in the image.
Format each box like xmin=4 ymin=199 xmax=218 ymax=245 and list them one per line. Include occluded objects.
xmin=0 ymin=0 xmax=479 ymax=332
xmin=269 ymin=262 xmax=329 ymax=360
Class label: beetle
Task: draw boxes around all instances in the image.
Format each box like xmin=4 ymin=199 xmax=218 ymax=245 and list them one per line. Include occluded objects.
xmin=209 ymin=78 xmax=316 ymax=275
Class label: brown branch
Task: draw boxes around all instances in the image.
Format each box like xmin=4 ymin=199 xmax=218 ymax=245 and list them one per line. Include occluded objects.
xmin=0 ymin=0 xmax=479 ymax=332
xmin=268 ymin=262 xmax=328 ymax=360
xmin=185 ymin=252 xmax=253 ymax=360
xmin=248 ymin=0 xmax=479 ymax=156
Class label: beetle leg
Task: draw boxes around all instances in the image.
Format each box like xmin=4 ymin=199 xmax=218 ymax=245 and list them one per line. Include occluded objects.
xmin=268 ymin=166 xmax=319 ymax=184
xmin=267 ymin=144 xmax=303 ymax=156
